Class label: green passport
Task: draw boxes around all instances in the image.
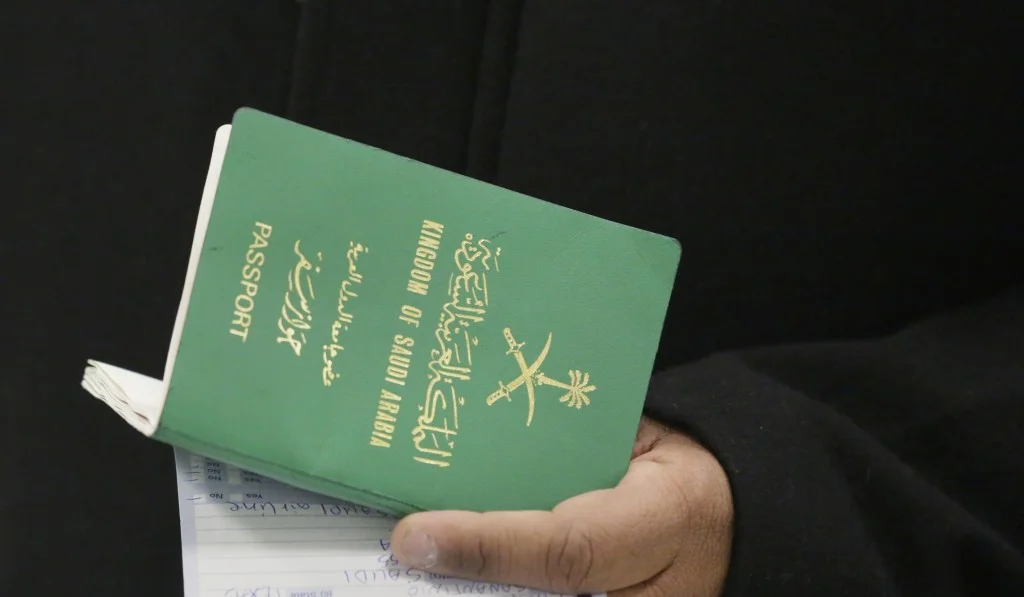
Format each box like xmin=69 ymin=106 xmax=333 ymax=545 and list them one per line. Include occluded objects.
xmin=82 ymin=108 xmax=680 ymax=516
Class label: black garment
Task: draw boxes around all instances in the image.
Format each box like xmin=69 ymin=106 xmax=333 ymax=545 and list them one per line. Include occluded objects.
xmin=647 ymin=290 xmax=1024 ymax=595
xmin=3 ymin=1 xmax=1021 ymax=595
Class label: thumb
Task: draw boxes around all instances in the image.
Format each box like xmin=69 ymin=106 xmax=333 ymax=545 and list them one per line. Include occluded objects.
xmin=393 ymin=510 xmax=602 ymax=592
xmin=390 ymin=469 xmax=681 ymax=593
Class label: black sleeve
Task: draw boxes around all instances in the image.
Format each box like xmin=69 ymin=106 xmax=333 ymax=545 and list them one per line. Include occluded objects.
xmin=644 ymin=288 xmax=1024 ymax=596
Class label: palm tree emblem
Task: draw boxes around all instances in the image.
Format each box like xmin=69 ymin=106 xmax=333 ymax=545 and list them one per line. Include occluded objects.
xmin=536 ymin=369 xmax=596 ymax=409
xmin=486 ymin=328 xmax=596 ymax=426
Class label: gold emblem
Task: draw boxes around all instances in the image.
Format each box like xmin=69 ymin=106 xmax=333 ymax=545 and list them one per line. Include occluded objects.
xmin=486 ymin=327 xmax=596 ymax=426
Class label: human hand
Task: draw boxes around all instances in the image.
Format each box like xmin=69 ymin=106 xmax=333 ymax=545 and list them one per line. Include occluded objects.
xmin=390 ymin=416 xmax=734 ymax=597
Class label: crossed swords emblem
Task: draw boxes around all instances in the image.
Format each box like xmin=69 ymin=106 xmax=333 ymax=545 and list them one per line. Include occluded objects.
xmin=485 ymin=327 xmax=596 ymax=426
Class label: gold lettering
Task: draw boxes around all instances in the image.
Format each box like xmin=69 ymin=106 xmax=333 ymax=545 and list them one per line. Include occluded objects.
xmin=250 ymin=231 xmax=269 ymax=250
xmin=245 ymin=249 xmax=265 ymax=267
xmin=229 ymin=221 xmax=273 ymax=342
xmin=370 ymin=221 xmax=446 ymax=453
xmin=421 ymin=220 xmax=444 ymax=237
xmin=406 ymin=220 xmax=446 ymax=296
xmin=369 ymin=388 xmax=403 ymax=449
xmin=229 ymin=311 xmax=252 ymax=341
xmin=383 ymin=335 xmax=415 ymax=387
xmin=254 ymin=221 xmax=273 ymax=240
xmin=276 ymin=240 xmax=322 ymax=356
xmin=399 ymin=304 xmax=422 ymax=328
xmin=377 ymin=400 xmax=400 ymax=415
xmin=323 ymin=241 xmax=368 ymax=387
xmin=411 ymin=232 xmax=502 ymax=468
xmin=242 ymin=264 xmax=261 ymax=281
xmin=234 ymin=294 xmax=254 ymax=312
xmin=406 ymin=279 xmax=429 ymax=296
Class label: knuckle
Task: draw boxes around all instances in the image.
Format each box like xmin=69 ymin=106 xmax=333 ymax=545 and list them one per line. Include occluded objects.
xmin=455 ymin=531 xmax=513 ymax=582
xmin=543 ymin=523 xmax=596 ymax=592
xmin=485 ymin=529 xmax=516 ymax=581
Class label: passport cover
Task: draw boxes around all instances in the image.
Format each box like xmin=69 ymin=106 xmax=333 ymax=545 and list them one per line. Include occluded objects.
xmin=82 ymin=108 xmax=681 ymax=516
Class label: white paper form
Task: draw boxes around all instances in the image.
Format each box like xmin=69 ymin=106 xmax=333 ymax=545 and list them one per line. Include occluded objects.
xmin=173 ymin=448 xmax=602 ymax=597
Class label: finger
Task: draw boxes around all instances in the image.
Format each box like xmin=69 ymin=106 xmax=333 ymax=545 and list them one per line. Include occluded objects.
xmin=391 ymin=463 xmax=683 ymax=594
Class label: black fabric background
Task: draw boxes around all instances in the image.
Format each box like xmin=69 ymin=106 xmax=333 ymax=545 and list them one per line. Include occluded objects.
xmin=2 ymin=1 xmax=1021 ymax=594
